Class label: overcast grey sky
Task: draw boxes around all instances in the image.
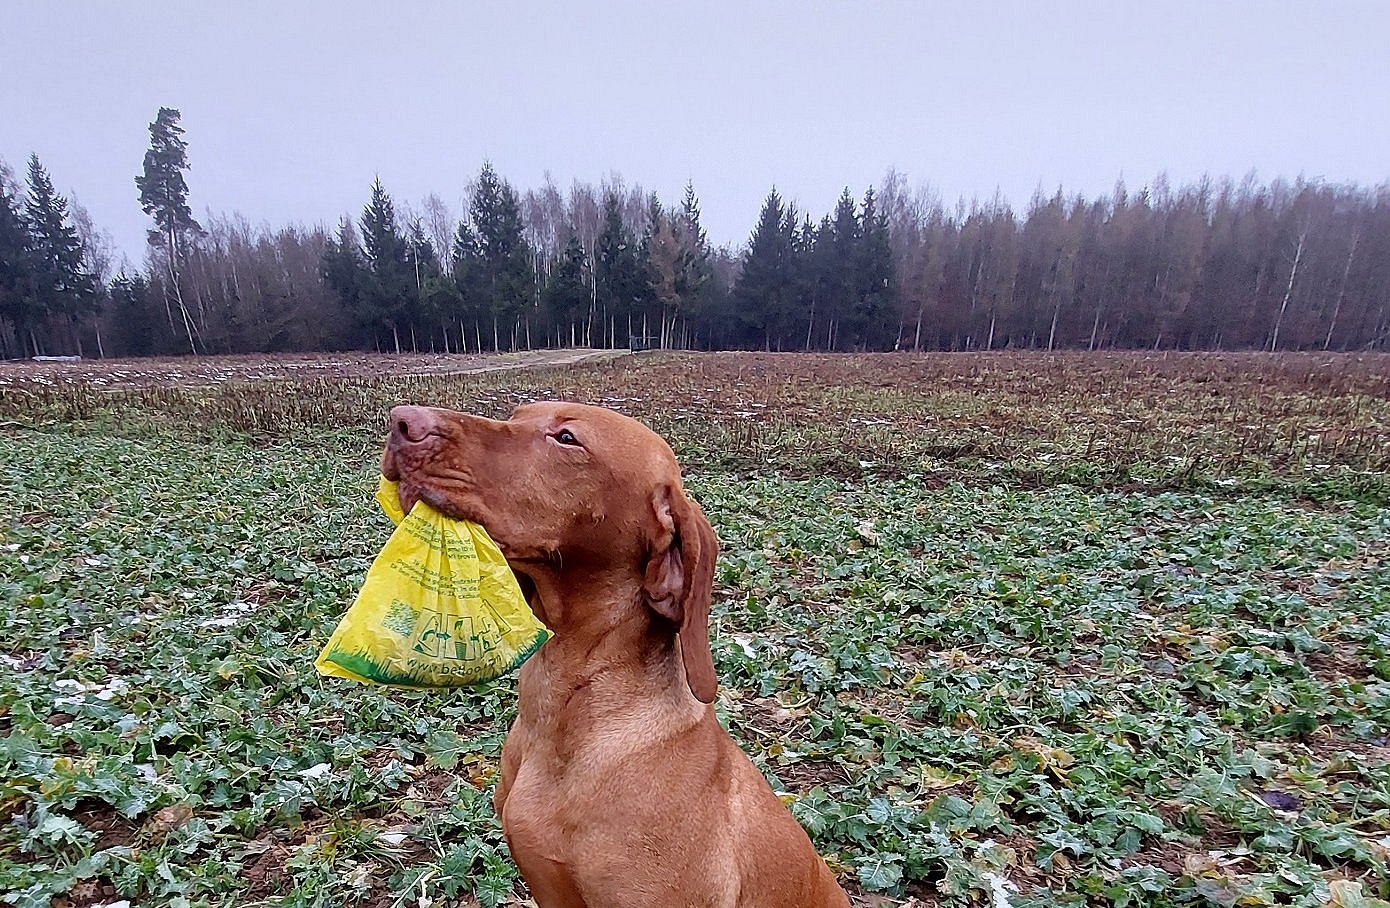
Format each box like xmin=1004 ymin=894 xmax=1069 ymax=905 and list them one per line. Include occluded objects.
xmin=3 ymin=1 xmax=1387 ymax=267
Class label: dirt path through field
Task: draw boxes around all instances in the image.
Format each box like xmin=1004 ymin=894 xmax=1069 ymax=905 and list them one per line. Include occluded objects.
xmin=430 ymin=347 xmax=629 ymax=376
xmin=0 ymin=347 xmax=631 ymax=389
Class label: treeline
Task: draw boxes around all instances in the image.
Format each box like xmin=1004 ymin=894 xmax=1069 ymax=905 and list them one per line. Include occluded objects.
xmin=318 ymin=166 xmax=724 ymax=355
xmin=2 ymin=107 xmax=1388 ymax=359
xmin=875 ymin=172 xmax=1390 ymax=353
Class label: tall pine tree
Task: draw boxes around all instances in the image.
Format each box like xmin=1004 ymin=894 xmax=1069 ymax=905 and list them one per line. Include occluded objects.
xmin=676 ymin=183 xmax=713 ymax=298
xmin=643 ymin=194 xmax=679 ymax=345
xmin=358 ymin=177 xmax=413 ymax=353
xmin=321 ymin=218 xmax=366 ymax=344
xmin=0 ymin=165 xmax=33 ymax=359
xmin=854 ymin=186 xmax=896 ymax=350
xmin=792 ymin=213 xmax=819 ymax=350
xmin=545 ymin=234 xmax=591 ymax=346
xmin=23 ymin=155 xmax=97 ymax=356
xmin=819 ymin=188 xmax=860 ymax=351
xmin=733 ymin=188 xmax=797 ymax=350
xmin=136 ymin=107 xmax=201 ymax=353
xmin=670 ymin=182 xmax=715 ymax=349
xmin=451 ymin=220 xmax=485 ymax=351
xmin=595 ymin=192 xmax=644 ymax=347
xmin=470 ymin=163 xmax=535 ymax=350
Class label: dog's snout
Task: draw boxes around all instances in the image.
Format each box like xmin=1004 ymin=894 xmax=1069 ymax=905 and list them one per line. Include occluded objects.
xmin=389 ymin=405 xmax=438 ymax=444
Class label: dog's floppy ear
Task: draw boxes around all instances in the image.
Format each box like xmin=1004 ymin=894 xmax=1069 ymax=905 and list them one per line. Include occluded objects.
xmin=643 ymin=484 xmax=719 ymax=703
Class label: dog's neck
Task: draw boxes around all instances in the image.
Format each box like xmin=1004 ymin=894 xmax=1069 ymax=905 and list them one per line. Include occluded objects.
xmin=518 ymin=566 xmax=702 ymax=720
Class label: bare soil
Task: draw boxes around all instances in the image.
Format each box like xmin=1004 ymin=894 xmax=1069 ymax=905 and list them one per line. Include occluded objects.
xmin=0 ymin=348 xmax=626 ymax=389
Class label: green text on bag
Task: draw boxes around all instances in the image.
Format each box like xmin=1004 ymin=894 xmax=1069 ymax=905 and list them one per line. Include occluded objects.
xmin=315 ymin=478 xmax=550 ymax=688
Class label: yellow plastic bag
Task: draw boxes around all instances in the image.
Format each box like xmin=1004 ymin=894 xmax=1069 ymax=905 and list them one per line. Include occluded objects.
xmin=315 ymin=477 xmax=550 ymax=688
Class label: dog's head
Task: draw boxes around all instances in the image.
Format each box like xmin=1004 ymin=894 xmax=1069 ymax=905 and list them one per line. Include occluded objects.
xmin=381 ymin=401 xmax=719 ymax=702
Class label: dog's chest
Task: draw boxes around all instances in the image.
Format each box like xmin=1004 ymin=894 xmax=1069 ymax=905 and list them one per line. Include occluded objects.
xmin=499 ymin=759 xmax=568 ymax=856
xmin=497 ymin=713 xmax=680 ymax=863
xmin=501 ymin=757 xmax=741 ymax=908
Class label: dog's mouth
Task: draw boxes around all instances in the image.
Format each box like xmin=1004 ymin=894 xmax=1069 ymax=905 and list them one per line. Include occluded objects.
xmin=400 ymin=480 xmax=546 ymax=621
xmin=513 ymin=570 xmax=541 ymax=615
xmin=384 ymin=440 xmax=548 ymax=599
xmin=396 ymin=477 xmax=472 ymax=523
xmin=385 ymin=468 xmax=548 ymax=627
xmin=380 ymin=447 xmax=401 ymax=482
xmin=394 ymin=473 xmax=533 ymax=562
xmin=383 ymin=443 xmax=468 ymax=520
xmin=394 ymin=480 xmax=432 ymax=519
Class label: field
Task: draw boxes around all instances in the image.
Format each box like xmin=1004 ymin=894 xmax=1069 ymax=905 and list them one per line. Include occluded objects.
xmin=2 ymin=350 xmax=1389 ymax=908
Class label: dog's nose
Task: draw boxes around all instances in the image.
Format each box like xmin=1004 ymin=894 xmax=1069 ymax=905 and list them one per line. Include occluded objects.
xmin=389 ymin=405 xmax=438 ymax=444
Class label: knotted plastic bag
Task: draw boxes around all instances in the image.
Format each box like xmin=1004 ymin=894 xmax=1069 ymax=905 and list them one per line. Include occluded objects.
xmin=315 ymin=477 xmax=550 ymax=688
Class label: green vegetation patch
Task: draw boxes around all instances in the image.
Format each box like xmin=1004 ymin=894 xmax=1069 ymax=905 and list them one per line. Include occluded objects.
xmin=3 ymin=423 xmax=1387 ymax=906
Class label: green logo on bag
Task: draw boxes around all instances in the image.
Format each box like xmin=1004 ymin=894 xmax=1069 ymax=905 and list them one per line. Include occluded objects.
xmin=411 ymin=608 xmax=499 ymax=661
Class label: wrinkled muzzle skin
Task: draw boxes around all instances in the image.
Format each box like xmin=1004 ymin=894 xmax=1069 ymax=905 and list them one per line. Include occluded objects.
xmin=379 ymin=400 xmax=719 ymax=700
xmin=383 ymin=401 xmax=676 ymax=567
xmin=384 ymin=403 xmax=601 ymax=563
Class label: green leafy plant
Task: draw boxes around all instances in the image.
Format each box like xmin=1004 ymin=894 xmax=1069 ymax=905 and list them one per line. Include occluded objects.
xmin=3 ymin=352 xmax=1387 ymax=906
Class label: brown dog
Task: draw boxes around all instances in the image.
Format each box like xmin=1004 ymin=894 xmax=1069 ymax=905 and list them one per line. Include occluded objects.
xmin=382 ymin=401 xmax=849 ymax=908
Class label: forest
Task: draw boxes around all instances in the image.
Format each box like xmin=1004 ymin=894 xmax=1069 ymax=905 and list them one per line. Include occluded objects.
xmin=2 ymin=107 xmax=1388 ymax=359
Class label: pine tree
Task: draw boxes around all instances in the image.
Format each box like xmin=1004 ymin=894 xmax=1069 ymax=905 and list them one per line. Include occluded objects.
xmin=136 ymin=107 xmax=201 ymax=353
xmin=358 ymin=177 xmax=412 ymax=353
xmin=637 ymin=193 xmax=665 ymax=342
xmin=810 ymin=215 xmax=839 ymax=350
xmin=109 ymin=270 xmax=160 ymax=356
xmin=676 ymin=181 xmax=713 ymax=302
xmin=595 ymin=192 xmax=643 ymax=347
xmin=818 ymin=188 xmax=861 ymax=351
xmin=679 ymin=182 xmax=710 ymax=252
xmin=22 ymin=154 xmax=97 ymax=356
xmin=769 ymin=199 xmax=805 ymax=349
xmin=470 ymin=163 xmax=535 ymax=350
xmin=451 ymin=220 xmax=485 ymax=351
xmin=407 ymin=220 xmax=459 ymax=352
xmin=733 ymin=188 xmax=797 ymax=349
xmin=545 ymin=234 xmax=590 ymax=346
xmin=643 ymin=194 xmax=682 ymax=346
xmin=854 ymin=186 xmax=896 ymax=350
xmin=0 ymin=166 xmax=34 ymax=359
xmin=321 ymin=218 xmax=367 ymax=344
xmin=792 ymin=213 xmax=819 ymax=350
xmin=667 ymin=183 xmax=717 ymax=350
xmin=136 ymin=110 xmax=200 ymax=241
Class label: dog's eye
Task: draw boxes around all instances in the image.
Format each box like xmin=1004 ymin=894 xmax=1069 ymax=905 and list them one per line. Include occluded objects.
xmin=554 ymin=429 xmax=581 ymax=447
